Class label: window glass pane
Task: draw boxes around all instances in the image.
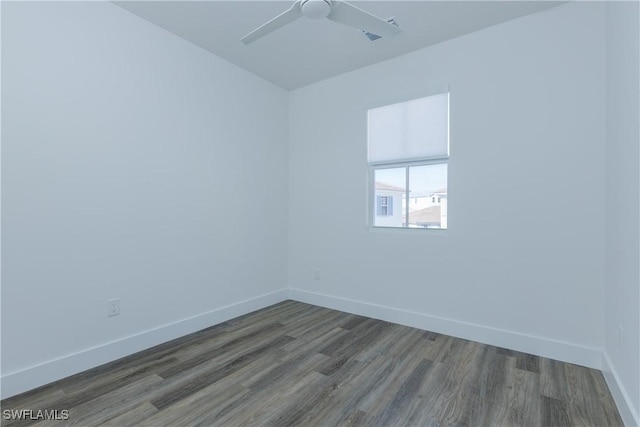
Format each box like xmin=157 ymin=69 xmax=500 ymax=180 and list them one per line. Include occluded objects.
xmin=408 ymin=164 xmax=447 ymax=229
xmin=374 ymin=167 xmax=406 ymax=227
xmin=368 ymin=93 xmax=449 ymax=163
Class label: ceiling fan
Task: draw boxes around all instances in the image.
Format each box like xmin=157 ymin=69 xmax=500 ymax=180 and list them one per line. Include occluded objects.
xmin=241 ymin=0 xmax=402 ymax=45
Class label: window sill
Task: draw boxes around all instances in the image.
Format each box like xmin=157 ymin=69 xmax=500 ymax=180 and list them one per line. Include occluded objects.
xmin=368 ymin=225 xmax=448 ymax=234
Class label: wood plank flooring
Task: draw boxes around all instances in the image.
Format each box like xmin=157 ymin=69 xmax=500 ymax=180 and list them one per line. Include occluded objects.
xmin=1 ymin=300 xmax=623 ymax=426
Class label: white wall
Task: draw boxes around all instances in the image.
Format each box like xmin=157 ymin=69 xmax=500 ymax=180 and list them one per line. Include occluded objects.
xmin=3 ymin=2 xmax=637 ymax=419
xmin=604 ymin=1 xmax=640 ymax=425
xmin=1 ymin=2 xmax=288 ymax=397
xmin=289 ymin=2 xmax=606 ymax=367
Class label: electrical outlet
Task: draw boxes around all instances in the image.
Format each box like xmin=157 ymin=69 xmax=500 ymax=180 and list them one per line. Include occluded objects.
xmin=107 ymin=299 xmax=120 ymax=317
xmin=314 ymin=270 xmax=320 ymax=281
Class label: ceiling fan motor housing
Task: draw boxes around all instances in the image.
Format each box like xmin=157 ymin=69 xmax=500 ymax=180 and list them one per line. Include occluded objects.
xmin=300 ymin=0 xmax=332 ymax=19
xmin=241 ymin=0 xmax=402 ymax=45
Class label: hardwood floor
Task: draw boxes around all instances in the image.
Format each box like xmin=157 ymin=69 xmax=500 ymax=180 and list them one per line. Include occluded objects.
xmin=1 ymin=300 xmax=623 ymax=426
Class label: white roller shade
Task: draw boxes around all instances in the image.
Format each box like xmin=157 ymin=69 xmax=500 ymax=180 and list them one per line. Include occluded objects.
xmin=368 ymin=93 xmax=449 ymax=163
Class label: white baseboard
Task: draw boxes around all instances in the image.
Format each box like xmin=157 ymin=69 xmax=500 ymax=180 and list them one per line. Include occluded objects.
xmin=1 ymin=289 xmax=289 ymax=400
xmin=289 ymin=288 xmax=602 ymax=370
xmin=3 ymin=287 xmax=617 ymax=414
xmin=602 ymin=351 xmax=640 ymax=427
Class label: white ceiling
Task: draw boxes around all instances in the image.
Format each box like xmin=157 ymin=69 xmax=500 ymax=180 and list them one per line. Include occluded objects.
xmin=114 ymin=1 xmax=565 ymax=90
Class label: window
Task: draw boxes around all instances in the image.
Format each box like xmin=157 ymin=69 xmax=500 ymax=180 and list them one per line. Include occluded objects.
xmin=376 ymin=195 xmax=392 ymax=216
xmin=368 ymin=92 xmax=449 ymax=229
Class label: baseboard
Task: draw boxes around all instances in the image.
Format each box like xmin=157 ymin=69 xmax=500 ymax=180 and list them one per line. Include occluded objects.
xmin=1 ymin=287 xmax=614 ymax=407
xmin=602 ymin=351 xmax=640 ymax=427
xmin=289 ymin=288 xmax=602 ymax=370
xmin=1 ymin=289 xmax=289 ymax=400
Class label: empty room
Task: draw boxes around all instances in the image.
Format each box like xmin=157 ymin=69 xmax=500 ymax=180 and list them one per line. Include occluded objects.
xmin=1 ymin=0 xmax=639 ymax=425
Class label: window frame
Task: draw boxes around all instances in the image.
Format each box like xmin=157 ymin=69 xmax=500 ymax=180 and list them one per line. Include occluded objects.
xmin=369 ymin=156 xmax=449 ymax=230
xmin=366 ymin=89 xmax=451 ymax=231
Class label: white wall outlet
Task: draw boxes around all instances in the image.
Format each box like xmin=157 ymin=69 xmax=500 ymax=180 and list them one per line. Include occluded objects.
xmin=313 ymin=270 xmax=320 ymax=281
xmin=107 ymin=299 xmax=120 ymax=317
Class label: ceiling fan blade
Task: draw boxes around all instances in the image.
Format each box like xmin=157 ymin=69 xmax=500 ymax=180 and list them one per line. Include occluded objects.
xmin=241 ymin=2 xmax=303 ymax=45
xmin=327 ymin=1 xmax=402 ymax=38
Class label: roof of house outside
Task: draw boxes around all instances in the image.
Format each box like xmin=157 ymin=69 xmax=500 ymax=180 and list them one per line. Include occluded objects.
xmin=375 ymin=182 xmax=405 ymax=192
xmin=410 ymin=190 xmax=448 ymax=198
xmin=410 ymin=206 xmax=442 ymax=224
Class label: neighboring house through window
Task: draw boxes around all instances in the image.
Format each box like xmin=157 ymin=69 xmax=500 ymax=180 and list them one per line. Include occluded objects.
xmin=377 ymin=195 xmax=391 ymax=216
xmin=368 ymin=92 xmax=449 ymax=229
